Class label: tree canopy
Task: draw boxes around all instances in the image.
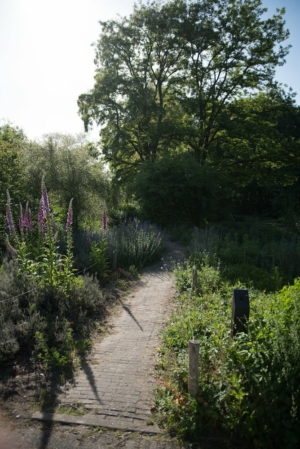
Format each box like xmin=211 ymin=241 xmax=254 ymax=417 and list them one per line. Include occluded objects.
xmin=78 ymin=0 xmax=291 ymax=179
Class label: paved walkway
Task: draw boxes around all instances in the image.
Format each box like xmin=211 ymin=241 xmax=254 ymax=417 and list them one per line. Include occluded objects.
xmin=32 ymin=241 xmax=187 ymax=443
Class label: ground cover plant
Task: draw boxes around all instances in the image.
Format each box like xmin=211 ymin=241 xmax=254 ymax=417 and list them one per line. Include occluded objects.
xmin=155 ymin=224 xmax=300 ymax=448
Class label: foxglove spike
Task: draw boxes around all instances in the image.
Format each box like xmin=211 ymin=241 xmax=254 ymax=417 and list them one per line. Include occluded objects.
xmin=66 ymin=199 xmax=73 ymax=232
xmin=102 ymin=210 xmax=107 ymax=230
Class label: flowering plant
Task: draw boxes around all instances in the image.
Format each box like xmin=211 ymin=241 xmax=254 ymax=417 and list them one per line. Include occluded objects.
xmin=5 ymin=177 xmax=79 ymax=296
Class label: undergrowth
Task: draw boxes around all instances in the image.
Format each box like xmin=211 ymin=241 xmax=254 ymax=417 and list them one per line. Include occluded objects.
xmin=155 ymin=225 xmax=300 ymax=448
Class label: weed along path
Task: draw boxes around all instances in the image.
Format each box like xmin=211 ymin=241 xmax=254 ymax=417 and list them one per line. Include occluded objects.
xmin=29 ymin=240 xmax=187 ymax=447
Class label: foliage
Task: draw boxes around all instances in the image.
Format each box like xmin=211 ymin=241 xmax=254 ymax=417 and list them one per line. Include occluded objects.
xmin=102 ymin=219 xmax=164 ymax=269
xmin=189 ymin=222 xmax=300 ymax=291
xmin=156 ymin=226 xmax=300 ymax=447
xmin=89 ymin=238 xmax=110 ymax=284
xmin=21 ymin=133 xmax=110 ymax=231
xmin=0 ymin=123 xmax=28 ymax=253
xmin=130 ymin=154 xmax=231 ymax=226
xmin=79 ymin=0 xmax=290 ymax=174
xmin=0 ymin=181 xmax=105 ymax=368
xmin=74 ymin=219 xmax=164 ymax=273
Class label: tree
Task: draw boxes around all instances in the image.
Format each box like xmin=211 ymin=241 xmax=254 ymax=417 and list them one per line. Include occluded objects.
xmin=78 ymin=0 xmax=290 ymax=176
xmin=22 ymin=133 xmax=110 ymax=231
xmin=0 ymin=123 xmax=27 ymax=251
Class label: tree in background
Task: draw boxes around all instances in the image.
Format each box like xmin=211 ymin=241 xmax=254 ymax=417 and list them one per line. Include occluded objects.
xmin=78 ymin=0 xmax=290 ymax=174
xmin=78 ymin=0 xmax=299 ymax=224
xmin=0 ymin=123 xmax=27 ymax=251
xmin=21 ymin=133 xmax=111 ymax=231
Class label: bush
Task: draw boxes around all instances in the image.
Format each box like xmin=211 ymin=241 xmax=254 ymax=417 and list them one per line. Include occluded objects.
xmin=156 ymin=239 xmax=300 ymax=448
xmin=189 ymin=224 xmax=300 ymax=291
xmin=130 ymin=154 xmax=231 ymax=227
xmin=74 ymin=219 xmax=164 ymax=273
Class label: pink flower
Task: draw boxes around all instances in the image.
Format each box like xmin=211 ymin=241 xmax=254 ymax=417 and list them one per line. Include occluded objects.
xmin=38 ymin=199 xmax=46 ymax=233
xmin=41 ymin=176 xmax=50 ymax=217
xmin=66 ymin=199 xmax=73 ymax=232
xmin=102 ymin=209 xmax=107 ymax=231
xmin=23 ymin=202 xmax=33 ymax=231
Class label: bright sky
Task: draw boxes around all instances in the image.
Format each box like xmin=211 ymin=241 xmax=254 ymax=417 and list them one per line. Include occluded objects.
xmin=0 ymin=0 xmax=299 ymax=142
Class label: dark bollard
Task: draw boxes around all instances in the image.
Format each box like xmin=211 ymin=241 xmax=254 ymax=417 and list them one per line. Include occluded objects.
xmin=231 ymin=288 xmax=249 ymax=337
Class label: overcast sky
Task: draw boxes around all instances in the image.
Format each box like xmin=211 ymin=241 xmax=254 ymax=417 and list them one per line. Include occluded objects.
xmin=0 ymin=0 xmax=299 ymax=142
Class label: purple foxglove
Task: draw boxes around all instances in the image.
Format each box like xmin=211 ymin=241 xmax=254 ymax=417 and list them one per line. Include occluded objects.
xmin=23 ymin=202 xmax=33 ymax=231
xmin=102 ymin=210 xmax=107 ymax=231
xmin=38 ymin=199 xmax=46 ymax=233
xmin=66 ymin=199 xmax=73 ymax=232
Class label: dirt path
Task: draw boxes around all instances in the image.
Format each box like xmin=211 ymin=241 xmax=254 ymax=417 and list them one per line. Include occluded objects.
xmin=0 ymin=241 xmax=189 ymax=449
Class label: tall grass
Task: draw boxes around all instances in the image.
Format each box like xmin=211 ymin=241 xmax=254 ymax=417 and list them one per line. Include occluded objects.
xmin=189 ymin=224 xmax=300 ymax=291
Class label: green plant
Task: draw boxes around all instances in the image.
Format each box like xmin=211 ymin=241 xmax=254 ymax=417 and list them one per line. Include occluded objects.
xmin=1 ymin=179 xmax=105 ymax=368
xmin=35 ymin=326 xmax=74 ymax=369
xmin=89 ymin=238 xmax=110 ymax=283
xmin=156 ymin=242 xmax=300 ymax=447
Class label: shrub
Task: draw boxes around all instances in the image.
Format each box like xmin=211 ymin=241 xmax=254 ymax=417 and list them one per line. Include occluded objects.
xmin=156 ymin=243 xmax=300 ymax=448
xmin=189 ymin=224 xmax=300 ymax=291
xmin=130 ymin=154 xmax=231 ymax=227
xmin=73 ymin=219 xmax=164 ymax=273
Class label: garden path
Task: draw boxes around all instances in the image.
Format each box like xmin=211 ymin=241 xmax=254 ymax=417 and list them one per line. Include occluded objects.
xmin=29 ymin=240 xmax=188 ymax=448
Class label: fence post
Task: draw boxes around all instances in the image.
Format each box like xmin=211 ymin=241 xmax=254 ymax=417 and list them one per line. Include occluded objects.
xmin=188 ymin=339 xmax=200 ymax=397
xmin=112 ymin=250 xmax=118 ymax=272
xmin=192 ymin=267 xmax=197 ymax=291
xmin=231 ymin=288 xmax=249 ymax=337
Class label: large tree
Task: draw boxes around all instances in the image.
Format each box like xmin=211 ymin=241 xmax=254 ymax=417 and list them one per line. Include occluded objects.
xmin=78 ymin=0 xmax=290 ymax=176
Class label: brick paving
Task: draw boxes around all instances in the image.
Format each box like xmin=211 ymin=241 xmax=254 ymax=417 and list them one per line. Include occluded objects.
xmin=31 ymin=241 xmax=187 ymax=446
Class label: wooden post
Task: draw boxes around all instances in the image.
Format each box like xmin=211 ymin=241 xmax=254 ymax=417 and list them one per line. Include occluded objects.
xmin=188 ymin=340 xmax=200 ymax=398
xmin=112 ymin=250 xmax=118 ymax=272
xmin=231 ymin=289 xmax=249 ymax=337
xmin=192 ymin=267 xmax=197 ymax=290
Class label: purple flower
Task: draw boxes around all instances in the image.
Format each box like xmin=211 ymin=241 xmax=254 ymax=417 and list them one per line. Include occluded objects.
xmin=6 ymin=191 xmax=15 ymax=235
xmin=38 ymin=199 xmax=46 ymax=233
xmin=7 ymin=241 xmax=17 ymax=258
xmin=66 ymin=199 xmax=73 ymax=232
xmin=41 ymin=177 xmax=50 ymax=217
xmin=102 ymin=209 xmax=107 ymax=231
xmin=23 ymin=202 xmax=33 ymax=231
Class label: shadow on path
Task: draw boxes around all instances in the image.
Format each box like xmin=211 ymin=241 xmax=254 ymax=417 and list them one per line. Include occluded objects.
xmin=118 ymin=298 xmax=143 ymax=331
xmin=79 ymin=354 xmax=103 ymax=403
